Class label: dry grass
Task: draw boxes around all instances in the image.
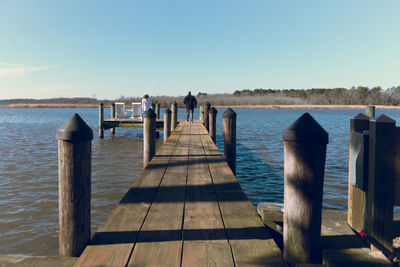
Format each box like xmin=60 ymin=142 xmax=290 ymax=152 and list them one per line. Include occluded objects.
xmin=212 ymin=104 xmax=400 ymax=109
xmin=8 ymin=104 xmax=100 ymax=108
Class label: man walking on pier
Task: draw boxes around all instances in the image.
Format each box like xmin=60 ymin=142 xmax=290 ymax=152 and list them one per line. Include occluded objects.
xmin=183 ymin=91 xmax=197 ymax=122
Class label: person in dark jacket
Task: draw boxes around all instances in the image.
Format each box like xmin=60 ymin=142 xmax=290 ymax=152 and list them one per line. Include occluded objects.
xmin=183 ymin=91 xmax=197 ymax=122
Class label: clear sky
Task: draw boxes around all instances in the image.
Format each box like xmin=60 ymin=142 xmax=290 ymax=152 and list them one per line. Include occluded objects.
xmin=1 ymin=1 xmax=399 ymax=100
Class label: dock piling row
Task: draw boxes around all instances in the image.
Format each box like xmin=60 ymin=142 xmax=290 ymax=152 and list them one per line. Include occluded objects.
xmin=164 ymin=108 xmax=171 ymax=143
xmin=143 ymin=109 xmax=156 ymax=169
xmin=223 ymin=108 xmax=236 ymax=175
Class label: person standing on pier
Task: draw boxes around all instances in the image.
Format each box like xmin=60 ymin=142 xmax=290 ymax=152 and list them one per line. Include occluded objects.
xmin=183 ymin=91 xmax=197 ymax=122
xmin=141 ymin=94 xmax=151 ymax=119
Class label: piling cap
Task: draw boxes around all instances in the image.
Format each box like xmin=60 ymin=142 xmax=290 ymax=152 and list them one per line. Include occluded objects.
xmin=209 ymin=107 xmax=218 ymax=114
xmin=223 ymin=108 xmax=236 ymax=119
xmin=282 ymin=113 xmax=328 ymax=144
xmin=56 ymin=113 xmax=93 ymax=141
xmin=144 ymin=108 xmax=156 ymax=118
xmin=164 ymin=108 xmax=171 ymax=114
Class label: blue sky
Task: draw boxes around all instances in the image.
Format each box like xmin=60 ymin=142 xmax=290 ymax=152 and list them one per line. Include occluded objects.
xmin=0 ymin=1 xmax=399 ymax=100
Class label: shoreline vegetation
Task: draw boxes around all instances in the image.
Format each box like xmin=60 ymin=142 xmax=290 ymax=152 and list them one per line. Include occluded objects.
xmin=5 ymin=103 xmax=400 ymax=109
xmin=3 ymin=86 xmax=400 ymax=109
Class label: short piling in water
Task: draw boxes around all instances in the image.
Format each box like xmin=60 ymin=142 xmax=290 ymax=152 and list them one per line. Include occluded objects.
xmin=171 ymin=101 xmax=178 ymax=131
xmin=56 ymin=113 xmax=93 ymax=257
xmin=164 ymin=108 xmax=171 ymax=143
xmin=143 ymin=109 xmax=156 ymax=169
xmin=223 ymin=108 xmax=236 ymax=175
xmin=282 ymin=113 xmax=328 ymax=266
xmin=209 ymin=107 xmax=217 ymax=143
xmin=156 ymin=103 xmax=161 ymax=120
xmin=204 ymin=102 xmax=211 ymax=132
xmin=200 ymin=104 xmax=204 ymax=124
xmin=110 ymin=103 xmax=116 ymax=135
xmin=98 ymin=103 xmax=104 ymax=138
xmin=366 ymin=105 xmax=376 ymax=118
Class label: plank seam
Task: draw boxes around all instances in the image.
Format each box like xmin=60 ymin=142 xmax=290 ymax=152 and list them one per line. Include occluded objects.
xmin=199 ymin=123 xmax=237 ymax=267
xmin=124 ymin=124 xmax=185 ymax=267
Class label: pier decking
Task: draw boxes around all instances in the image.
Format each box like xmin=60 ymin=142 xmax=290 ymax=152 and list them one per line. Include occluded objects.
xmin=75 ymin=121 xmax=284 ymax=266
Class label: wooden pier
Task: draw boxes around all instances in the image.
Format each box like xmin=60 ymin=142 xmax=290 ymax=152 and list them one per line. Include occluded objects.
xmin=74 ymin=121 xmax=284 ymax=266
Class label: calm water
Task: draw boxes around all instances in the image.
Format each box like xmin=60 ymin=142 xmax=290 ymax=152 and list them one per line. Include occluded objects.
xmin=1 ymin=107 xmax=400 ymax=256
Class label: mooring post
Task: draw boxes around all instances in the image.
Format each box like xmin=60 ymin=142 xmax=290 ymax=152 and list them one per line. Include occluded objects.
xmin=209 ymin=107 xmax=218 ymax=143
xmin=171 ymin=101 xmax=178 ymax=131
xmin=110 ymin=103 xmax=116 ymax=135
xmin=347 ymin=113 xmax=370 ymax=232
xmin=56 ymin=113 xmax=93 ymax=257
xmin=282 ymin=113 xmax=328 ymax=266
xmin=156 ymin=103 xmax=160 ymax=120
xmin=143 ymin=108 xmax=156 ymax=169
xmin=223 ymin=108 xmax=236 ymax=175
xmin=366 ymin=105 xmax=376 ymax=118
xmin=200 ymin=104 xmax=204 ymax=124
xmin=164 ymin=108 xmax=171 ymax=143
xmin=204 ymin=102 xmax=211 ymax=132
xmin=367 ymin=114 xmax=396 ymax=252
xmin=98 ymin=103 xmax=104 ymax=138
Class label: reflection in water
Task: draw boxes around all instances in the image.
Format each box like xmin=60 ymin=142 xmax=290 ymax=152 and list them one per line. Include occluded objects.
xmin=2 ymin=107 xmax=400 ymax=255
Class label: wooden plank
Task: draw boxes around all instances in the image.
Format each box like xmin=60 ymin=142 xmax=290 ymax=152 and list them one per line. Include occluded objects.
xmin=182 ymin=122 xmax=235 ymax=266
xmin=127 ymin=123 xmax=190 ymax=266
xmin=74 ymin=124 xmax=184 ymax=267
xmin=199 ymin=125 xmax=286 ymax=266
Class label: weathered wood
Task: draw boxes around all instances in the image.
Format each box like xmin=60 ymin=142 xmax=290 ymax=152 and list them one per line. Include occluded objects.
xmin=171 ymin=101 xmax=178 ymax=131
xmin=164 ymin=108 xmax=171 ymax=143
xmin=143 ymin=109 xmax=156 ymax=169
xmin=394 ymin=128 xmax=400 ymax=206
xmin=56 ymin=114 xmax=93 ymax=257
xmin=366 ymin=105 xmax=376 ymax=119
xmin=367 ymin=114 xmax=396 ymax=252
xmin=347 ymin=113 xmax=370 ymax=231
xmin=204 ymin=102 xmax=210 ymax=131
xmin=223 ymin=108 xmax=236 ymax=175
xmin=208 ymin=107 xmax=218 ymax=143
xmin=282 ymin=113 xmax=328 ymax=266
xmin=98 ymin=103 xmax=104 ymax=138
xmin=200 ymin=104 xmax=204 ymax=123
xmin=75 ymin=125 xmax=184 ymax=266
xmin=156 ymin=103 xmax=160 ymax=119
xmin=110 ymin=103 xmax=115 ymax=134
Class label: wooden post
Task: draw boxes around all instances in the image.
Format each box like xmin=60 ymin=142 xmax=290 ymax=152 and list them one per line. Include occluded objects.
xmin=209 ymin=107 xmax=218 ymax=143
xmin=200 ymin=104 xmax=204 ymax=124
xmin=164 ymin=108 xmax=171 ymax=143
xmin=223 ymin=108 xmax=236 ymax=175
xmin=171 ymin=101 xmax=178 ymax=132
xmin=110 ymin=103 xmax=116 ymax=135
xmin=98 ymin=103 xmax=104 ymax=138
xmin=282 ymin=113 xmax=328 ymax=265
xmin=56 ymin=113 xmax=93 ymax=257
xmin=143 ymin=108 xmax=156 ymax=169
xmin=366 ymin=105 xmax=376 ymax=118
xmin=156 ymin=103 xmax=160 ymax=119
xmin=347 ymin=113 xmax=370 ymax=231
xmin=367 ymin=114 xmax=395 ymax=252
xmin=204 ymin=102 xmax=211 ymax=132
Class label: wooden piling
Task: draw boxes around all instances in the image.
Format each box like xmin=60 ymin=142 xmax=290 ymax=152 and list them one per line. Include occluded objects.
xmin=164 ymin=108 xmax=171 ymax=143
xmin=347 ymin=113 xmax=370 ymax=231
xmin=209 ymin=107 xmax=217 ymax=143
xmin=223 ymin=108 xmax=236 ymax=175
xmin=171 ymin=101 xmax=178 ymax=131
xmin=143 ymin=109 xmax=156 ymax=169
xmin=366 ymin=105 xmax=376 ymax=118
xmin=282 ymin=113 xmax=328 ymax=266
xmin=156 ymin=103 xmax=161 ymax=120
xmin=200 ymin=104 xmax=204 ymax=124
xmin=56 ymin=113 xmax=93 ymax=257
xmin=110 ymin=103 xmax=115 ymax=135
xmin=98 ymin=103 xmax=104 ymax=138
xmin=367 ymin=115 xmax=395 ymax=252
xmin=204 ymin=102 xmax=210 ymax=132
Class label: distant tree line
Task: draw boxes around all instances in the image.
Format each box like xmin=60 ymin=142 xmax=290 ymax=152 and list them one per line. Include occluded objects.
xmin=3 ymin=86 xmax=400 ymax=107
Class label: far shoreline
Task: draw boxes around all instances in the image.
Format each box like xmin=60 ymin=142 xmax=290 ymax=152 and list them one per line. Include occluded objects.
xmin=6 ymin=103 xmax=400 ymax=109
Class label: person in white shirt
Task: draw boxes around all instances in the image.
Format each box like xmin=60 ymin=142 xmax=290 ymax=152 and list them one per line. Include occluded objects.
xmin=141 ymin=94 xmax=151 ymax=119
